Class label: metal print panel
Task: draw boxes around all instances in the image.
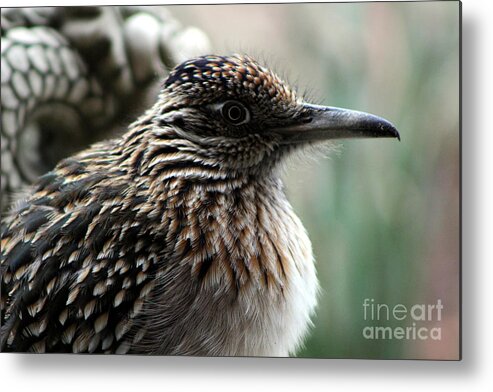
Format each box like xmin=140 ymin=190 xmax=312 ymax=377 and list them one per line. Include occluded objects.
xmin=0 ymin=1 xmax=460 ymax=360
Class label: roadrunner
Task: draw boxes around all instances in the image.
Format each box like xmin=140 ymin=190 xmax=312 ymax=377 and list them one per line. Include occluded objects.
xmin=0 ymin=54 xmax=399 ymax=355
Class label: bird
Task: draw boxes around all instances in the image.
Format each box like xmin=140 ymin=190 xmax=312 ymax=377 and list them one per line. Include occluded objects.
xmin=0 ymin=54 xmax=399 ymax=355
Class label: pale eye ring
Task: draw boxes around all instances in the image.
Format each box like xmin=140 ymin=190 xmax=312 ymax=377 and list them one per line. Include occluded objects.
xmin=221 ymin=101 xmax=250 ymax=125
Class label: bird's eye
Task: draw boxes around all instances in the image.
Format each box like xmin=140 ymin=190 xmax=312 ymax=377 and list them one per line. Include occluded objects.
xmin=221 ymin=101 xmax=250 ymax=125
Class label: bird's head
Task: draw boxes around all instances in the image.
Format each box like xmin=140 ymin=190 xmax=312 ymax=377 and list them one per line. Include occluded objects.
xmin=148 ymin=54 xmax=399 ymax=173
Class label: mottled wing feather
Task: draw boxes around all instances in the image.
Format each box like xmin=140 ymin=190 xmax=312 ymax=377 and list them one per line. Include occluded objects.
xmin=1 ymin=153 xmax=163 ymax=353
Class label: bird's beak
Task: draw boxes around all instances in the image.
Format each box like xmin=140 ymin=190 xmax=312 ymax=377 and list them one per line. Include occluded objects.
xmin=274 ymin=103 xmax=400 ymax=143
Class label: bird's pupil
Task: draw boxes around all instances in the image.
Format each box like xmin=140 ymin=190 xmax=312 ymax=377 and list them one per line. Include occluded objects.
xmin=228 ymin=106 xmax=242 ymax=121
xmin=222 ymin=101 xmax=248 ymax=125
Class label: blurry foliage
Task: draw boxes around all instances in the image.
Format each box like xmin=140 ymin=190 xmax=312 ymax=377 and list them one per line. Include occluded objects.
xmin=171 ymin=2 xmax=460 ymax=359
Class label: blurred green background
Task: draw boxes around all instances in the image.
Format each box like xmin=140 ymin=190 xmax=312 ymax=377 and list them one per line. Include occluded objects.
xmin=170 ymin=1 xmax=460 ymax=360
